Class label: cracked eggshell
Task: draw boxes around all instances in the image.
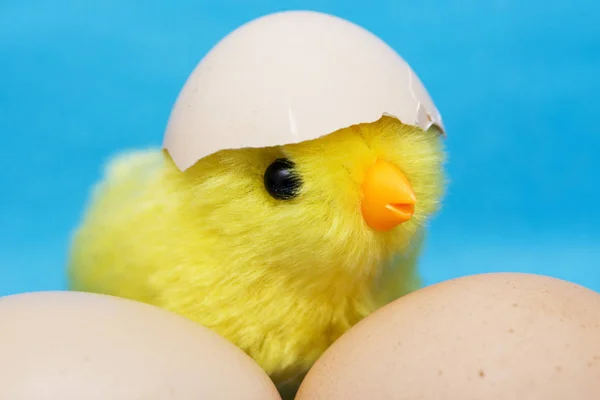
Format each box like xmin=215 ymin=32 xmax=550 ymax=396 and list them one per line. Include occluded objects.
xmin=296 ymin=273 xmax=600 ymax=400
xmin=0 ymin=291 xmax=281 ymax=400
xmin=163 ymin=10 xmax=444 ymax=172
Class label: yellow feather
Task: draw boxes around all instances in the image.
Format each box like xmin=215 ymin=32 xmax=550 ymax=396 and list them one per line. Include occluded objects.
xmin=68 ymin=116 xmax=446 ymax=394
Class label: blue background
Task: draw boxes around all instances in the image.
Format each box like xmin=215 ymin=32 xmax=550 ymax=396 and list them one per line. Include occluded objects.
xmin=1 ymin=0 xmax=598 ymax=296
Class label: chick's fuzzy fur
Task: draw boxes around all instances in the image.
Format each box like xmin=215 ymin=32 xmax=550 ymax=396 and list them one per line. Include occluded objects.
xmin=68 ymin=116 xmax=446 ymax=391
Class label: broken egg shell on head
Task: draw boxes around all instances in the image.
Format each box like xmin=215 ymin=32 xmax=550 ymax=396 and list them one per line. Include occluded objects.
xmin=296 ymin=273 xmax=600 ymax=400
xmin=163 ymin=10 xmax=444 ymax=172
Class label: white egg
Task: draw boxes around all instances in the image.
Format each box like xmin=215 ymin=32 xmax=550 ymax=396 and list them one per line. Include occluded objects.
xmin=0 ymin=291 xmax=281 ymax=400
xmin=163 ymin=10 xmax=444 ymax=172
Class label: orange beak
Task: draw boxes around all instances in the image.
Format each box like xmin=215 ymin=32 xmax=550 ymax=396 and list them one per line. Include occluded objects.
xmin=360 ymin=159 xmax=416 ymax=232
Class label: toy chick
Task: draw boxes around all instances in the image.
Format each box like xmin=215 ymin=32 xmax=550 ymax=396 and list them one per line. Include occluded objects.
xmin=67 ymin=10 xmax=447 ymax=398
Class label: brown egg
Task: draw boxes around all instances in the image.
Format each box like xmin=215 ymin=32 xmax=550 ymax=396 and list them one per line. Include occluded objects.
xmin=297 ymin=273 xmax=600 ymax=400
xmin=0 ymin=291 xmax=281 ymax=400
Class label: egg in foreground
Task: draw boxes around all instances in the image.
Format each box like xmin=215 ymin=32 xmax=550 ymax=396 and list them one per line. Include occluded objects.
xmin=0 ymin=291 xmax=281 ymax=400
xmin=296 ymin=273 xmax=600 ymax=400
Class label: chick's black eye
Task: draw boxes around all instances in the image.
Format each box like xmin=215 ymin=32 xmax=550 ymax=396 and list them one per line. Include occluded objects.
xmin=263 ymin=158 xmax=302 ymax=200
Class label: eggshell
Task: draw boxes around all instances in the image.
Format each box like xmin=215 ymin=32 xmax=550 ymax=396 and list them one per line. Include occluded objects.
xmin=163 ymin=10 xmax=444 ymax=172
xmin=0 ymin=291 xmax=281 ymax=400
xmin=296 ymin=273 xmax=600 ymax=400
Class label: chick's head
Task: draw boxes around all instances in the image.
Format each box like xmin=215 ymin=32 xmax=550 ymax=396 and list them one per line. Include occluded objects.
xmin=165 ymin=116 xmax=445 ymax=287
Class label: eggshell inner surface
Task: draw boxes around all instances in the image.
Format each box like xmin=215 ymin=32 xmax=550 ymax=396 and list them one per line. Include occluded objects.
xmin=296 ymin=273 xmax=600 ymax=400
xmin=163 ymin=10 xmax=444 ymax=171
xmin=0 ymin=291 xmax=282 ymax=400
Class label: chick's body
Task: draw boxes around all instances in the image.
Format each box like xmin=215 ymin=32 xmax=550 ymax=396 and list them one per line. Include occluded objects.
xmin=68 ymin=117 xmax=445 ymax=393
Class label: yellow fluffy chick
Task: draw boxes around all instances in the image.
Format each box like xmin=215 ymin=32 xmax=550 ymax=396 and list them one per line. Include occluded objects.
xmin=68 ymin=116 xmax=445 ymax=396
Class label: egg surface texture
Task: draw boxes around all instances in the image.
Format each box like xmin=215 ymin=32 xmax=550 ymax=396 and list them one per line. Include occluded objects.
xmin=296 ymin=273 xmax=600 ymax=400
xmin=0 ymin=291 xmax=281 ymax=400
